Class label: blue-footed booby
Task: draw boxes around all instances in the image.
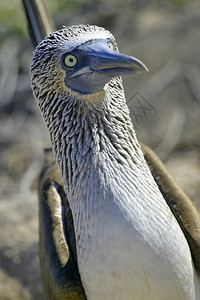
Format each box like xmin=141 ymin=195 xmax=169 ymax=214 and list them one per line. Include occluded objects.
xmin=30 ymin=25 xmax=200 ymax=299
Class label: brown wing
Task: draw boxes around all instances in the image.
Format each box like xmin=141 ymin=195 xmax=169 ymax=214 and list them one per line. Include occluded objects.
xmin=140 ymin=142 xmax=200 ymax=273
xmin=38 ymin=149 xmax=86 ymax=299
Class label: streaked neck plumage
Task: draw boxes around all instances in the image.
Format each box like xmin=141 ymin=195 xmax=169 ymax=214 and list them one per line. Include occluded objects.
xmin=39 ymin=77 xmax=149 ymax=192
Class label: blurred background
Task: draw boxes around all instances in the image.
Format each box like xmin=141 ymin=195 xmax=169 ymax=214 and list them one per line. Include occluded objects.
xmin=0 ymin=0 xmax=200 ymax=298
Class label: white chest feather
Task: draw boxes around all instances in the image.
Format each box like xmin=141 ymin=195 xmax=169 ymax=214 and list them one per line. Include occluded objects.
xmin=68 ymin=153 xmax=199 ymax=300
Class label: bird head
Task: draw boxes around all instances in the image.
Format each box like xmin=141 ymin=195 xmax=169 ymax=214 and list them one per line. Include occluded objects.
xmin=31 ymin=25 xmax=148 ymax=99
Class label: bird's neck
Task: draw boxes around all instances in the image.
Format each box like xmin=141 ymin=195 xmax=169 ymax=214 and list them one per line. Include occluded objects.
xmin=40 ymin=78 xmax=149 ymax=197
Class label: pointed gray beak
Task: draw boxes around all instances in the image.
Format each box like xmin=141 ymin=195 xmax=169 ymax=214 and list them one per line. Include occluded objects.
xmin=71 ymin=40 xmax=148 ymax=78
xmin=62 ymin=38 xmax=148 ymax=94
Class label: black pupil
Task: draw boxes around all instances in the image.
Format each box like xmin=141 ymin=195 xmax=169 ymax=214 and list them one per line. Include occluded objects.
xmin=69 ymin=58 xmax=74 ymax=62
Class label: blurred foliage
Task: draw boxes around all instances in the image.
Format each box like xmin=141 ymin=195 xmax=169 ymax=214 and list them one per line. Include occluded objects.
xmin=48 ymin=0 xmax=93 ymax=15
xmin=0 ymin=1 xmax=27 ymax=37
xmin=0 ymin=0 xmax=92 ymax=39
xmin=166 ymin=0 xmax=190 ymax=5
xmin=0 ymin=0 xmax=193 ymax=41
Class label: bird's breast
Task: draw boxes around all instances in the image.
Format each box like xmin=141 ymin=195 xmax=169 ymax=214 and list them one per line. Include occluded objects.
xmin=68 ymin=157 xmax=197 ymax=300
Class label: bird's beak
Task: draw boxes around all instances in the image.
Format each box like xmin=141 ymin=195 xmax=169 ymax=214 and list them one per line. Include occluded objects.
xmin=64 ymin=39 xmax=148 ymax=94
xmin=70 ymin=39 xmax=148 ymax=79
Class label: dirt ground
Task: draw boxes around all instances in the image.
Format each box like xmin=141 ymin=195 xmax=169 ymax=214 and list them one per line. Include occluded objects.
xmin=0 ymin=0 xmax=200 ymax=299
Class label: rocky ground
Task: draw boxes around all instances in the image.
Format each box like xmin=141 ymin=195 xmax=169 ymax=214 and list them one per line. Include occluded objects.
xmin=0 ymin=0 xmax=200 ymax=298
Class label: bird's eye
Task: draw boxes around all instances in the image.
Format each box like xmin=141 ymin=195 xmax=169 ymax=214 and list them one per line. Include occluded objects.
xmin=64 ymin=54 xmax=77 ymax=67
xmin=107 ymin=41 xmax=114 ymax=51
